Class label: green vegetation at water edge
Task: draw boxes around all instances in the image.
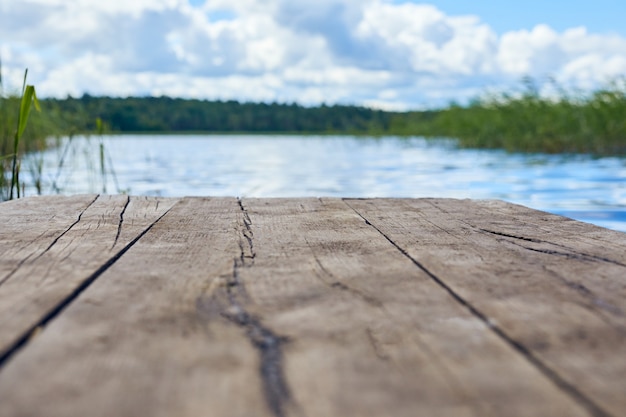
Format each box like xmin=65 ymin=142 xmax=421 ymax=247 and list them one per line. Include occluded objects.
xmin=1 ymin=72 xmax=67 ymax=200
xmin=391 ymin=79 xmax=626 ymax=155
xmin=43 ymin=79 xmax=626 ymax=155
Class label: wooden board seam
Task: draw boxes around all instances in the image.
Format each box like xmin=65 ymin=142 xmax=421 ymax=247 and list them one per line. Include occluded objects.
xmin=0 ymin=195 xmax=100 ymax=287
xmin=343 ymin=198 xmax=614 ymax=417
xmin=0 ymin=199 xmax=177 ymax=369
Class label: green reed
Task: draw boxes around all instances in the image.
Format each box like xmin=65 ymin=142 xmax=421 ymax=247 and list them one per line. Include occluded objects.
xmin=10 ymin=70 xmax=41 ymax=199
xmin=396 ymin=78 xmax=626 ymax=155
xmin=0 ymin=69 xmax=86 ymax=200
xmin=0 ymin=70 xmax=44 ymax=200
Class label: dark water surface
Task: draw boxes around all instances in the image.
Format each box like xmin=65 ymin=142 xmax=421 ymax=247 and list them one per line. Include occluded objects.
xmin=25 ymin=135 xmax=626 ymax=232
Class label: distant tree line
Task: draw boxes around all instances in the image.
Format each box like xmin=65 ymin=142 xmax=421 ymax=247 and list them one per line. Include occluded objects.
xmin=38 ymin=78 xmax=626 ymax=155
xmin=42 ymin=95 xmax=435 ymax=134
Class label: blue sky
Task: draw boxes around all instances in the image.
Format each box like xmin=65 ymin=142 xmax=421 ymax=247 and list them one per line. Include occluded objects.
xmin=1 ymin=0 xmax=625 ymax=109
xmin=407 ymin=0 xmax=626 ymax=35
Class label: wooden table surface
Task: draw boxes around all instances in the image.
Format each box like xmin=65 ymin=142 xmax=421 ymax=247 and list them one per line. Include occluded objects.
xmin=0 ymin=195 xmax=624 ymax=417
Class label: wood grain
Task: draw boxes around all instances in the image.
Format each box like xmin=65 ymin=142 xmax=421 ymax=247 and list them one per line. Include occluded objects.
xmin=0 ymin=196 xmax=624 ymax=417
xmin=235 ymin=198 xmax=587 ymax=417
xmin=0 ymin=197 xmax=269 ymax=417
xmin=0 ymin=195 xmax=177 ymax=359
xmin=346 ymin=198 xmax=626 ymax=417
xmin=0 ymin=194 xmax=98 ymax=284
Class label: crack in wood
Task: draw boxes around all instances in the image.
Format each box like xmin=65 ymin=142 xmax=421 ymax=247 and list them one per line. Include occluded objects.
xmin=42 ymin=195 xmax=100 ymax=255
xmin=519 ymin=243 xmax=626 ymax=267
xmin=223 ymin=259 xmax=291 ymax=417
xmin=214 ymin=200 xmax=292 ymax=417
xmin=111 ymin=195 xmax=131 ymax=249
xmin=195 ymin=268 xmax=292 ymax=417
xmin=238 ymin=198 xmax=256 ymax=262
xmin=0 ymin=195 xmax=101 ymax=287
xmin=479 ymin=228 xmax=543 ymax=243
xmin=480 ymin=228 xmax=626 ymax=267
xmin=0 ymin=204 xmax=174 ymax=370
xmin=345 ymin=202 xmax=614 ymax=417
xmin=419 ymin=201 xmax=625 ymax=268
xmin=488 ymin=232 xmax=626 ymax=318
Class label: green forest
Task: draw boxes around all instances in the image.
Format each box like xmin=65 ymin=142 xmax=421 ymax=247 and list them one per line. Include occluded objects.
xmin=4 ymin=79 xmax=626 ymax=157
xmin=40 ymin=79 xmax=626 ymax=155
xmin=43 ymin=95 xmax=405 ymax=134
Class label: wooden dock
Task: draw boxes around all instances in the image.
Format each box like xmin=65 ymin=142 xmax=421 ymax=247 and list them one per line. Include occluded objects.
xmin=0 ymin=195 xmax=624 ymax=417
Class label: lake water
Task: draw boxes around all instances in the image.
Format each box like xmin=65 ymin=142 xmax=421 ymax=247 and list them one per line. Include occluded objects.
xmin=23 ymin=134 xmax=626 ymax=232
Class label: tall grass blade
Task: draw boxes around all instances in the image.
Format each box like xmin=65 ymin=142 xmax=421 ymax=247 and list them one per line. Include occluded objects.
xmin=9 ymin=69 xmax=41 ymax=199
xmin=17 ymin=86 xmax=40 ymax=139
xmin=99 ymin=141 xmax=106 ymax=193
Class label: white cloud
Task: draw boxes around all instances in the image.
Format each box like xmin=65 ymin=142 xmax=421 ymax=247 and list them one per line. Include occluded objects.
xmin=1 ymin=0 xmax=625 ymax=108
xmin=561 ymin=54 xmax=626 ymax=89
xmin=356 ymin=3 xmax=498 ymax=75
xmin=497 ymin=24 xmax=626 ymax=86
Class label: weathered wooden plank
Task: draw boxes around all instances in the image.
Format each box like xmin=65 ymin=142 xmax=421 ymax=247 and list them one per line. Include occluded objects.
xmin=422 ymin=198 xmax=626 ymax=311
xmin=231 ymin=198 xmax=587 ymax=417
xmin=0 ymin=195 xmax=177 ymax=359
xmin=0 ymin=194 xmax=98 ymax=284
xmin=1 ymin=196 xmax=623 ymax=417
xmin=346 ymin=198 xmax=626 ymax=417
xmin=455 ymin=199 xmax=626 ymax=265
xmin=0 ymin=198 xmax=269 ymax=417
